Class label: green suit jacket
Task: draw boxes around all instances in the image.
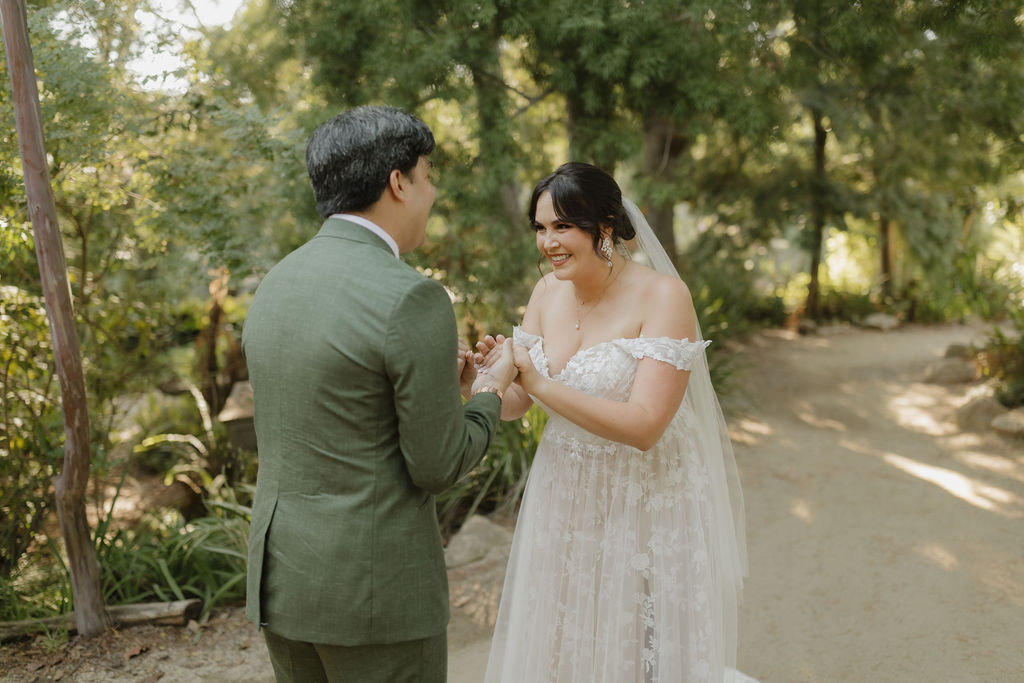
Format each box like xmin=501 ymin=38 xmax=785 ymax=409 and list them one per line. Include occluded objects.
xmin=241 ymin=218 xmax=500 ymax=645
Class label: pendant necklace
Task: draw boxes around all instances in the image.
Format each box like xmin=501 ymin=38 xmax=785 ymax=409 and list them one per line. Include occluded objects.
xmin=574 ymin=266 xmax=621 ymax=330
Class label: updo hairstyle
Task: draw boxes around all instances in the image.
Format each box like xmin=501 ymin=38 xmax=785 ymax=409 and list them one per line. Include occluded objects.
xmin=528 ymin=162 xmax=637 ymax=258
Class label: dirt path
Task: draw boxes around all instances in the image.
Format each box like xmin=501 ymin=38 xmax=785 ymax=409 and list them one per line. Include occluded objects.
xmin=731 ymin=323 xmax=1023 ymax=682
xmin=3 ymin=323 xmax=1021 ymax=682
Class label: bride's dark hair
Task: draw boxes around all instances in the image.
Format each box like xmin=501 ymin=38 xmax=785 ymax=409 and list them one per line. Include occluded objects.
xmin=528 ymin=162 xmax=637 ymax=257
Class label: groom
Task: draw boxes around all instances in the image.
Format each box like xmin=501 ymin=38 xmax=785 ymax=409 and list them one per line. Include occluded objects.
xmin=242 ymin=105 xmax=517 ymax=682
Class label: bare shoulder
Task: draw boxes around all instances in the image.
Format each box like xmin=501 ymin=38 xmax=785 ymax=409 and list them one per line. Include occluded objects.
xmin=534 ymin=271 xmax=562 ymax=294
xmin=630 ymin=265 xmax=696 ymax=338
xmin=522 ymin=271 xmax=562 ymax=332
xmin=630 ymin=264 xmax=692 ymax=305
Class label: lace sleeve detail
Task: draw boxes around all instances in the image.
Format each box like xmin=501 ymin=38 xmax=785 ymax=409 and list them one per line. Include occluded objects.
xmin=613 ymin=337 xmax=711 ymax=371
xmin=512 ymin=326 xmax=541 ymax=348
xmin=512 ymin=326 xmax=550 ymax=379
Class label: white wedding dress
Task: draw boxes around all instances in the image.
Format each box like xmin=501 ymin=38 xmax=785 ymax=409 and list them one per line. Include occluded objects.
xmin=484 ymin=327 xmax=752 ymax=683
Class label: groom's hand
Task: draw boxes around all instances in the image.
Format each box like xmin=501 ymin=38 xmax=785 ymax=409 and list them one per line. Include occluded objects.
xmin=458 ymin=339 xmax=478 ymax=399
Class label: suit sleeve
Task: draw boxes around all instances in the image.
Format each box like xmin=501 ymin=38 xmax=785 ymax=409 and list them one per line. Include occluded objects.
xmin=385 ymin=277 xmax=501 ymax=494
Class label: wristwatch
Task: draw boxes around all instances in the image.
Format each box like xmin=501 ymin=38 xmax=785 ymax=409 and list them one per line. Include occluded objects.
xmin=473 ymin=385 xmax=504 ymax=401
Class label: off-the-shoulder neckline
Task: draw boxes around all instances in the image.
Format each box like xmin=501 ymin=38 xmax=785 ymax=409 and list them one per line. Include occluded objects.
xmin=513 ymin=327 xmax=706 ymax=378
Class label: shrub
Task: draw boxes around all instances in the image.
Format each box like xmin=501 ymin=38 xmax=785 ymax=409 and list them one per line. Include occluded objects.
xmin=815 ymin=288 xmax=877 ymax=322
xmin=977 ymin=309 xmax=1024 ymax=409
xmin=436 ymin=405 xmax=547 ymax=539
xmin=0 ymin=286 xmax=63 ymax=582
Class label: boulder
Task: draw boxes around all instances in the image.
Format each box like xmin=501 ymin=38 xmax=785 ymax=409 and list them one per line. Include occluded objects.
xmin=944 ymin=343 xmax=971 ymax=359
xmin=217 ymin=381 xmax=256 ymax=452
xmin=444 ymin=515 xmax=513 ymax=569
xmin=923 ymin=359 xmax=976 ymax=384
xmin=955 ymin=396 xmax=1008 ymax=431
xmin=992 ymin=409 xmax=1024 ymax=439
xmin=861 ymin=313 xmax=900 ymax=332
xmin=797 ymin=318 xmax=818 ymax=335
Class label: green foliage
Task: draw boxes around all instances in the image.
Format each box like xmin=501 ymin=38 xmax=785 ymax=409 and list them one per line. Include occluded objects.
xmin=1 ymin=0 xmax=291 ymax=579
xmin=436 ymin=405 xmax=547 ymax=539
xmin=0 ymin=284 xmax=63 ymax=581
xmin=0 ymin=538 xmax=72 ymax=623
xmin=96 ymin=494 xmax=250 ymax=620
xmin=3 ymin=0 xmax=1023 ymax=625
xmin=978 ymin=308 xmax=1024 ymax=409
xmin=681 ymin=228 xmax=788 ymax=343
xmin=815 ymin=288 xmax=877 ymax=323
xmin=0 ymin=485 xmax=252 ymax=622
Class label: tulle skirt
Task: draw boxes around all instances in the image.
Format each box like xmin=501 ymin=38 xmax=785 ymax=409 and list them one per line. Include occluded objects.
xmin=484 ymin=413 xmax=745 ymax=683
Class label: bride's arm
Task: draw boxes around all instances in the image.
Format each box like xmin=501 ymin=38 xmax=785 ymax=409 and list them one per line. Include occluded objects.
xmin=514 ymin=276 xmax=697 ymax=451
xmin=472 ymin=278 xmax=548 ymax=421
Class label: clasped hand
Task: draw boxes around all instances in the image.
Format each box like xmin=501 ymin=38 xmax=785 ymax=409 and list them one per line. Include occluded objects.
xmin=473 ymin=334 xmax=538 ymax=393
xmin=458 ymin=335 xmax=518 ymax=399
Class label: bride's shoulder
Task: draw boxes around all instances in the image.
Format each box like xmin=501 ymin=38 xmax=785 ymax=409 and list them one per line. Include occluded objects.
xmin=628 ymin=264 xmax=692 ymax=302
xmin=529 ymin=271 xmax=566 ymax=300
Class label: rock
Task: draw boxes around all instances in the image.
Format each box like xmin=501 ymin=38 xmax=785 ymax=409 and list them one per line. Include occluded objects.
xmin=923 ymin=359 xmax=977 ymax=384
xmin=861 ymin=313 xmax=900 ymax=332
xmin=944 ymin=343 xmax=971 ymax=359
xmin=217 ymin=381 xmax=253 ymax=422
xmin=444 ymin=515 xmax=513 ymax=569
xmin=955 ymin=396 xmax=1008 ymax=431
xmin=992 ymin=408 xmax=1024 ymax=438
xmin=217 ymin=381 xmax=256 ymax=452
xmin=797 ymin=318 xmax=818 ymax=335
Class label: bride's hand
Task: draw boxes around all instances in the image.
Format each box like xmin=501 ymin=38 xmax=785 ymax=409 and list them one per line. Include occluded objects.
xmin=512 ymin=343 xmax=541 ymax=393
xmin=474 ymin=334 xmax=507 ymax=374
xmin=484 ymin=338 xmax=519 ymax=394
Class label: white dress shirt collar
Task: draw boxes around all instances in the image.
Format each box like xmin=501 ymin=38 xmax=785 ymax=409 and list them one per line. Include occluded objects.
xmin=329 ymin=213 xmax=399 ymax=258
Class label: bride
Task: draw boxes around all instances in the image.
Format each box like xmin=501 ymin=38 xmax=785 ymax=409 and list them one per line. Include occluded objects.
xmin=476 ymin=162 xmax=750 ymax=682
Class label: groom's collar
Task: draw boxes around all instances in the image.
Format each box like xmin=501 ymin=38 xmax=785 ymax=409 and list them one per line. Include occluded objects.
xmin=325 ymin=214 xmax=400 ymax=258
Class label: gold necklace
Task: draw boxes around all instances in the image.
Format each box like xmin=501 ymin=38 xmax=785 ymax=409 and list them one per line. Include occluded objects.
xmin=574 ymin=266 xmax=621 ymax=330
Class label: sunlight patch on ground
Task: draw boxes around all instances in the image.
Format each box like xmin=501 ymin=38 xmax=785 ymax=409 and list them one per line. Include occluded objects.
xmin=887 ymin=389 xmax=958 ymax=436
xmin=945 ymin=432 xmax=987 ymax=448
xmin=730 ymin=417 xmax=773 ymax=445
xmin=790 ymin=498 xmax=814 ymax=523
xmin=794 ymin=403 xmax=848 ymax=432
xmin=913 ymin=542 xmax=959 ymax=571
xmin=955 ymin=451 xmax=1024 ymax=485
xmin=882 ymin=453 xmax=1021 ymax=517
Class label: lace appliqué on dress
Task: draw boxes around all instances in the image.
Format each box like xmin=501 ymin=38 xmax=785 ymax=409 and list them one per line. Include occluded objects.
xmin=487 ymin=328 xmax=735 ymax=683
xmin=612 ymin=336 xmax=711 ymax=371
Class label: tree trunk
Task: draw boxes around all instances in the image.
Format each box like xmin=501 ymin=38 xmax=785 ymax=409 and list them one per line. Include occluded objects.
xmin=805 ymin=106 xmax=828 ymax=320
xmin=641 ymin=115 xmax=689 ymax=271
xmin=878 ymin=215 xmax=893 ymax=299
xmin=1 ymin=0 xmax=108 ymax=637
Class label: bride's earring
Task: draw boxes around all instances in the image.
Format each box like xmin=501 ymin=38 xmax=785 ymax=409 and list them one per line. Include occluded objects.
xmin=601 ymin=236 xmax=613 ymax=266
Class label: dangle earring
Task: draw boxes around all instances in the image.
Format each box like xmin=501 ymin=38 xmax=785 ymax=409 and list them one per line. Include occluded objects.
xmin=601 ymin=236 xmax=614 ymax=267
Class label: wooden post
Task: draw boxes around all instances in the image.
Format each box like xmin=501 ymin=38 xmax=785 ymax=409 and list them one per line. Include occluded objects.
xmin=0 ymin=0 xmax=108 ymax=637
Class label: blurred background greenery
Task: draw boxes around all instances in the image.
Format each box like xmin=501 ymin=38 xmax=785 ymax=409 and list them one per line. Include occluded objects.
xmin=2 ymin=0 xmax=1022 ymax=625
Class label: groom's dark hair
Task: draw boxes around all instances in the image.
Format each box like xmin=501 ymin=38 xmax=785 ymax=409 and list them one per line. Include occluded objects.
xmin=306 ymin=105 xmax=435 ymax=217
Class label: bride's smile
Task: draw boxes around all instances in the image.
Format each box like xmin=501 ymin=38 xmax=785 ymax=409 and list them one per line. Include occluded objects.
xmin=533 ymin=191 xmax=618 ymax=289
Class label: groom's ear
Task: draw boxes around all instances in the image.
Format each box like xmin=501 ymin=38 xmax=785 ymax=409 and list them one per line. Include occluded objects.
xmin=386 ymin=168 xmax=406 ymax=201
